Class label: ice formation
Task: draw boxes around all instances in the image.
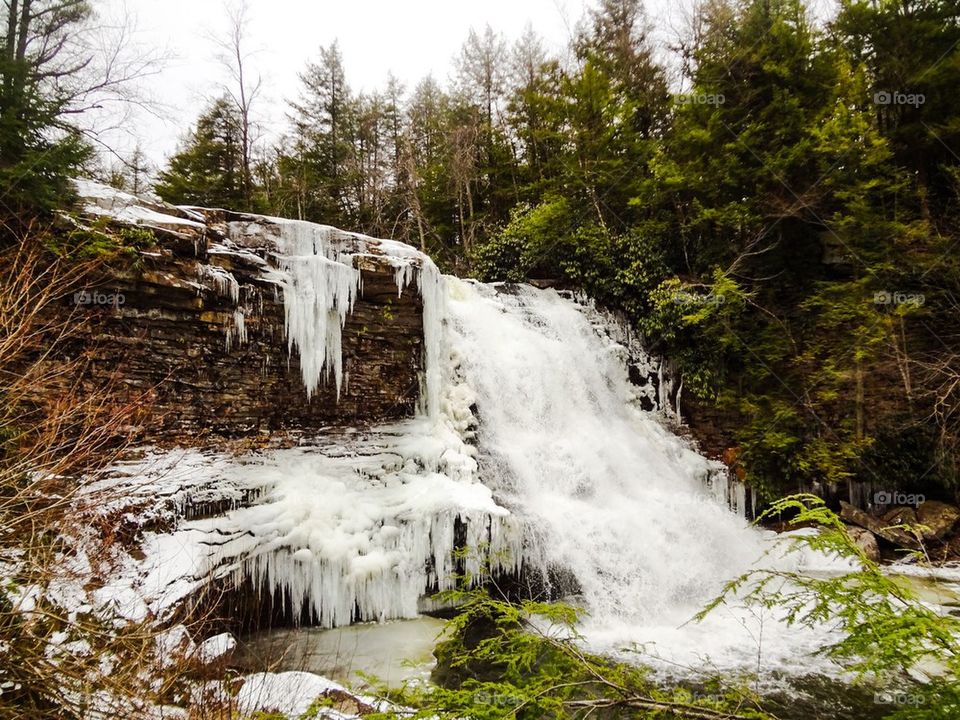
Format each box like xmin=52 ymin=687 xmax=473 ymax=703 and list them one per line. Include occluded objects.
xmin=85 ymin=423 xmax=519 ymax=627
xmin=255 ymin=220 xmax=444 ymax=412
xmin=263 ymin=222 xmax=361 ymax=399
xmin=64 ymin=182 xmax=862 ymax=679
xmin=199 ymin=264 xmax=240 ymax=303
xmin=225 ymin=309 xmax=247 ymax=351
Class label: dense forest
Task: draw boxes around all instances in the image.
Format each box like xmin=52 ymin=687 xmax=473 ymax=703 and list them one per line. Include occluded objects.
xmin=6 ymin=2 xmax=960 ymax=719
xmin=4 ymin=0 xmax=960 ymax=501
xmin=143 ymin=0 xmax=960 ymax=503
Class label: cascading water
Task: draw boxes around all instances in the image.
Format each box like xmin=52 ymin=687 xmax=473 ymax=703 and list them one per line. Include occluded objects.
xmin=446 ymin=280 xmax=761 ymax=610
xmin=444 ymin=279 xmax=846 ymax=676
xmin=94 ymin=214 xmax=847 ymax=681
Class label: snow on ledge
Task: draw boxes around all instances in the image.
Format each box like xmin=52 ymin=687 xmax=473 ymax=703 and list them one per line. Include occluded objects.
xmin=73 ymin=178 xmax=204 ymax=229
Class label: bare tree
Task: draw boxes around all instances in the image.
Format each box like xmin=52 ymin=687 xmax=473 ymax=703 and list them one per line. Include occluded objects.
xmin=212 ymin=0 xmax=263 ymax=208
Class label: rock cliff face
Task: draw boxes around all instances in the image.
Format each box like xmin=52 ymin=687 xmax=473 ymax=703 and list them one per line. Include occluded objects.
xmin=60 ymin=182 xmax=427 ymax=441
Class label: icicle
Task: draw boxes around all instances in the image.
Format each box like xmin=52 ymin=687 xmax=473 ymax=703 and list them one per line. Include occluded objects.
xmin=416 ymin=260 xmax=445 ymax=421
xmin=269 ymin=222 xmax=361 ymax=399
xmin=393 ymin=262 xmax=416 ymax=298
xmin=675 ymin=377 xmax=683 ymax=424
xmin=199 ymin=264 xmax=240 ymax=303
xmin=225 ymin=309 xmax=247 ymax=351
xmin=230 ymin=506 xmax=514 ymax=628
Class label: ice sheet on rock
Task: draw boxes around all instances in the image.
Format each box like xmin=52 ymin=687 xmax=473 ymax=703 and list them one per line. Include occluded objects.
xmin=196 ymin=632 xmax=237 ymax=664
xmin=86 ymin=419 xmax=519 ymax=626
xmin=73 ymin=179 xmax=204 ymax=229
xmin=208 ymin=240 xmax=269 ymax=266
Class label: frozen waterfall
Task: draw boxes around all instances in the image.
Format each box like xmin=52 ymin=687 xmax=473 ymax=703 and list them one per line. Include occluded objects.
xmin=97 ymin=227 xmax=846 ymax=678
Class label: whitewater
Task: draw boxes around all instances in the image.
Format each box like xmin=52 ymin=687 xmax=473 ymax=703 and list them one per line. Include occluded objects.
xmin=445 ymin=279 xmax=847 ymax=677
xmin=78 ymin=211 xmax=853 ymax=684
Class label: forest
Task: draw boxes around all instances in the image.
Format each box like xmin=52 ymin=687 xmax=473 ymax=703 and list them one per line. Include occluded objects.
xmin=142 ymin=0 xmax=960 ymax=502
xmin=3 ymin=1 xmax=960 ymax=719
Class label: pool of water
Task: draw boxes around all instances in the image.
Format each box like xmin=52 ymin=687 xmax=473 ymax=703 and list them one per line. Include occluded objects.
xmin=233 ymin=616 xmax=449 ymax=690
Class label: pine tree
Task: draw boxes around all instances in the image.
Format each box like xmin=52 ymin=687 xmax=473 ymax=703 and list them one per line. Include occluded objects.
xmin=155 ymin=97 xmax=247 ymax=210
xmin=0 ymin=1 xmax=93 ymax=227
xmin=285 ymin=41 xmax=357 ymax=226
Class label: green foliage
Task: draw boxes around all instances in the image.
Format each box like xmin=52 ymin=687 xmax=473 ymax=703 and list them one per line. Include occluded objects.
xmin=472 ymin=197 xmax=573 ymax=281
xmin=43 ymin=219 xmax=156 ymax=261
xmin=373 ymin=589 xmax=770 ymax=719
xmin=155 ymin=96 xmax=255 ymax=211
xmin=0 ymin=1 xmax=95 ymax=230
xmin=145 ymin=0 xmax=960 ymax=499
xmin=699 ymin=495 xmax=960 ymax=718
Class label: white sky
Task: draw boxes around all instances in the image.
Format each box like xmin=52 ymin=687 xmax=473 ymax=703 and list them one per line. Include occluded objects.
xmin=96 ymin=0 xmax=687 ymax=167
xmin=95 ymin=0 xmax=836 ymax=169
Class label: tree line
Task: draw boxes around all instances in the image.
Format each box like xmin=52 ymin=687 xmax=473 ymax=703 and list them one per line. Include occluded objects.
xmin=156 ymin=0 xmax=960 ymax=501
xmin=5 ymin=0 xmax=960 ymax=501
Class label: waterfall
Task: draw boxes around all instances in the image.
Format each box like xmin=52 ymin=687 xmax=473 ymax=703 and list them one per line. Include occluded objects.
xmin=446 ymin=282 xmax=760 ymax=618
xmin=105 ymin=227 xmax=845 ymax=678
xmin=443 ymin=280 xmax=846 ymax=675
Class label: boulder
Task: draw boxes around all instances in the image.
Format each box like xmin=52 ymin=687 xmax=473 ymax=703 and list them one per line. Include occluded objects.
xmin=840 ymin=502 xmax=921 ymax=550
xmin=916 ymin=501 xmax=960 ymax=540
xmin=882 ymin=506 xmax=917 ymax=526
xmin=846 ymin=526 xmax=881 ymax=562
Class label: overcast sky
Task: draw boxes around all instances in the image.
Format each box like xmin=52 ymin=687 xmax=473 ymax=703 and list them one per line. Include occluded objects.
xmin=96 ymin=0 xmax=691 ymax=168
xmin=96 ymin=0 xmax=835 ymax=170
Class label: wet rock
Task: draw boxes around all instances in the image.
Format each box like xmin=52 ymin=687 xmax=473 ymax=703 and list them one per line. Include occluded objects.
xmin=846 ymin=526 xmax=881 ymax=562
xmin=916 ymin=501 xmax=960 ymax=540
xmin=881 ymin=506 xmax=917 ymax=526
xmin=840 ymin=502 xmax=921 ymax=550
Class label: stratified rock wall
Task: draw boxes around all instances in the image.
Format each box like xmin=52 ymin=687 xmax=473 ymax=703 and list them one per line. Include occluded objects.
xmin=52 ymin=184 xmax=426 ymax=440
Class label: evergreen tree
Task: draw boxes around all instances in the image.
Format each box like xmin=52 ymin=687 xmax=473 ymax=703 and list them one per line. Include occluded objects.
xmin=155 ymin=97 xmax=248 ymax=210
xmin=834 ymin=0 xmax=960 ymax=212
xmin=285 ymin=41 xmax=357 ymax=226
xmin=0 ymin=0 xmax=93 ymax=227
